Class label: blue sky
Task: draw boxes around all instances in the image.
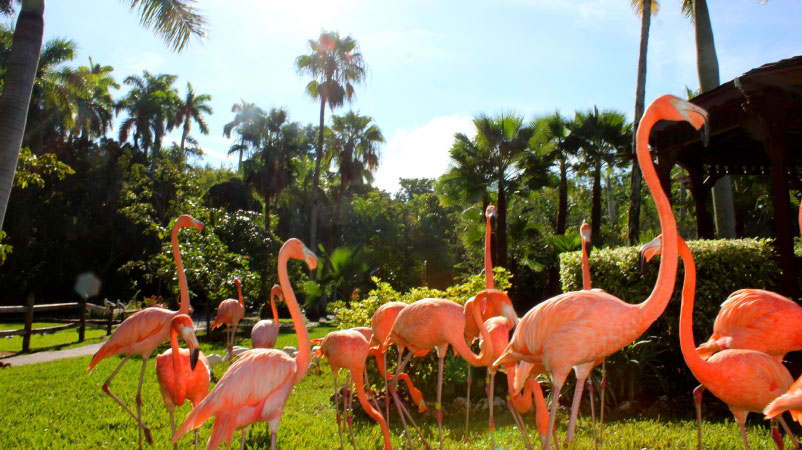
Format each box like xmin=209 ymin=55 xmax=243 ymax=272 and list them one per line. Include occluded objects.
xmin=30 ymin=0 xmax=802 ymax=193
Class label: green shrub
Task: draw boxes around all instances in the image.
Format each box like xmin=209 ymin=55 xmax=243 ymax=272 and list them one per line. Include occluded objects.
xmin=560 ymin=238 xmax=782 ymax=409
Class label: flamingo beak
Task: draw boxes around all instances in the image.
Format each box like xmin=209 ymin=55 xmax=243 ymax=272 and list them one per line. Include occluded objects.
xmin=302 ymin=246 xmax=318 ymax=270
xmin=638 ymin=235 xmax=663 ymax=275
xmin=675 ymin=99 xmax=710 ymax=147
xmin=487 ymin=208 xmax=497 ymax=229
xmin=180 ymin=324 xmax=201 ymax=371
xmin=193 ymin=219 xmax=205 ymax=233
xmin=502 ymin=302 xmax=519 ymax=326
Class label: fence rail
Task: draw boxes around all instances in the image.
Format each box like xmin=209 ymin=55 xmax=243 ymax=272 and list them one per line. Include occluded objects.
xmin=0 ymin=294 xmax=133 ymax=352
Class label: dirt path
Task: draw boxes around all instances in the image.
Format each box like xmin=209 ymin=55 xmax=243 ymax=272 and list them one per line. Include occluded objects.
xmin=0 ymin=342 xmax=105 ymax=367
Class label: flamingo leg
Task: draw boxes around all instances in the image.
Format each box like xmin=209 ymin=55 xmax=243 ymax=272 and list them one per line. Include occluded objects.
xmin=693 ymin=384 xmax=705 ymax=450
xmin=772 ymin=419 xmax=786 ymax=450
xmin=565 ymin=375 xmax=587 ymax=445
xmin=134 ymin=356 xmax=151 ymax=449
xmin=465 ymin=366 xmax=472 ymax=442
xmin=738 ymin=420 xmax=751 ymax=450
xmin=778 ymin=415 xmax=798 ymax=449
xmin=488 ymin=372 xmax=496 ymax=450
xmin=169 ymin=409 xmax=177 ymax=450
xmin=391 ymin=348 xmax=433 ymax=450
xmin=270 ymin=431 xmax=277 ymax=450
xmin=390 ymin=348 xmax=415 ymax=450
xmin=346 ymin=373 xmax=357 ymax=450
xmin=544 ymin=377 xmax=565 ymax=450
xmin=334 ymin=372 xmax=345 ymax=450
xmin=588 ymin=378 xmax=597 ymax=450
xmin=383 ymin=350 xmax=390 ymax=427
xmin=240 ymin=427 xmax=246 ymax=450
xmin=436 ymin=354 xmax=445 ymax=450
xmin=600 ymin=362 xmax=606 ymax=443
xmin=507 ymin=396 xmax=534 ymax=450
xmin=101 ymin=355 xmax=153 ymax=447
xmin=194 ymin=430 xmax=198 ymax=450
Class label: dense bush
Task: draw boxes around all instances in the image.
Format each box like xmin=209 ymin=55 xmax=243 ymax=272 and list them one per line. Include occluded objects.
xmin=560 ymin=238 xmax=782 ymax=411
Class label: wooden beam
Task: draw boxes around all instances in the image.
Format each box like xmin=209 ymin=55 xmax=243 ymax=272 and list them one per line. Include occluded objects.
xmin=30 ymin=323 xmax=80 ymax=335
xmin=32 ymin=302 xmax=80 ymax=312
xmin=0 ymin=305 xmax=27 ymax=314
xmin=0 ymin=328 xmax=26 ymax=338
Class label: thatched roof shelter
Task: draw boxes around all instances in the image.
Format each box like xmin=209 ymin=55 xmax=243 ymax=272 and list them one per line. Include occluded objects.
xmin=649 ymin=55 xmax=802 ymax=298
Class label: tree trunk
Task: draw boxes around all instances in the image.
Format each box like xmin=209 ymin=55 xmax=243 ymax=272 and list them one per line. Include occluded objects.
xmin=628 ymin=0 xmax=650 ymax=245
xmin=329 ymin=180 xmax=346 ymax=255
xmin=591 ymin=159 xmax=602 ymax=245
xmin=556 ymin=157 xmax=568 ymax=235
xmin=264 ymin=194 xmax=271 ymax=232
xmin=496 ymin=178 xmax=508 ymax=270
xmin=180 ymin=120 xmax=189 ymax=157
xmin=310 ymin=98 xmax=325 ymax=264
xmin=0 ymin=2 xmax=45 ymax=232
xmin=606 ymin=171 xmax=617 ymax=225
xmin=694 ymin=0 xmax=735 ymax=238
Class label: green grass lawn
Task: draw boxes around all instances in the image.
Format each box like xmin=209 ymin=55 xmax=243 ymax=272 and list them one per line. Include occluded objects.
xmin=0 ymin=322 xmax=107 ymax=354
xmin=0 ymin=322 xmax=798 ymax=449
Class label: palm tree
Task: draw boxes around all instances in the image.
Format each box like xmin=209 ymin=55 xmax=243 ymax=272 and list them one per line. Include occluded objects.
xmin=325 ymin=111 xmax=384 ymax=252
xmin=223 ymin=100 xmax=264 ymax=171
xmin=569 ymin=107 xmax=632 ymax=244
xmin=627 ymin=0 xmax=658 ymax=244
xmin=175 ymin=82 xmax=212 ymax=157
xmin=295 ymin=31 xmax=366 ymax=257
xmin=528 ymin=112 xmax=575 ymax=235
xmin=116 ymin=71 xmax=180 ymax=158
xmin=0 ymin=0 xmax=206 ymax=232
xmin=243 ymin=108 xmax=305 ymax=231
xmin=68 ymin=58 xmax=119 ymax=142
xmin=680 ymin=0 xmax=736 ymax=238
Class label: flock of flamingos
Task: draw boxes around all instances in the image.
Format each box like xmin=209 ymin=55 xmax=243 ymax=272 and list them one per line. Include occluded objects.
xmin=83 ymin=95 xmax=802 ymax=450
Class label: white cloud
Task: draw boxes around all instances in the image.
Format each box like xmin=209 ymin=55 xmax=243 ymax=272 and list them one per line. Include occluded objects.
xmin=373 ymin=115 xmax=475 ymax=194
xmin=122 ymin=52 xmax=165 ymax=75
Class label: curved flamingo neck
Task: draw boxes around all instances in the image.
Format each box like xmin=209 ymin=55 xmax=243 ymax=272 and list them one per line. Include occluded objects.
xmin=485 ymin=215 xmax=494 ymax=290
xmin=581 ymin=239 xmax=591 ymax=290
xmin=171 ymin=225 xmax=190 ymax=315
xmin=278 ymin=249 xmax=310 ymax=384
xmin=170 ymin=325 xmax=187 ymax=403
xmin=235 ymin=279 xmax=243 ymax=307
xmin=456 ymin=297 xmax=494 ymax=366
xmin=353 ymin=369 xmax=392 ymax=450
xmin=634 ymin=106 xmax=679 ymax=327
xmin=677 ymin=237 xmax=713 ymax=380
xmin=269 ymin=290 xmax=280 ymax=325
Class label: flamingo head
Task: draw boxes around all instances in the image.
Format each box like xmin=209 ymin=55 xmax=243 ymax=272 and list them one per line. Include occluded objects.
xmin=486 ymin=204 xmax=497 ymax=229
xmin=270 ymin=284 xmax=283 ymax=303
xmin=174 ymin=214 xmax=204 ymax=234
xmin=172 ymin=314 xmax=200 ymax=371
xmin=638 ymin=234 xmax=664 ymax=275
xmin=479 ymin=290 xmax=519 ymax=326
xmin=282 ymin=238 xmax=318 ymax=271
xmin=655 ymin=95 xmax=710 ymax=146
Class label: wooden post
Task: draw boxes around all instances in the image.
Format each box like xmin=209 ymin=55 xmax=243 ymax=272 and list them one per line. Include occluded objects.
xmin=78 ymin=296 xmax=87 ymax=342
xmin=22 ymin=294 xmax=34 ymax=352
xmin=106 ymin=304 xmax=114 ymax=336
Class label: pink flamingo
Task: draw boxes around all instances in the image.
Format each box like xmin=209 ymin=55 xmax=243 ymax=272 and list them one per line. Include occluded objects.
xmin=691 ymin=200 xmax=802 ymax=434
xmin=493 ymin=95 xmax=708 ymax=449
xmin=88 ymin=214 xmax=203 ymax=449
xmin=386 ymin=289 xmax=518 ymax=450
xmin=317 ymin=328 xmax=393 ymax=450
xmin=509 ymin=360 xmax=556 ymax=450
xmin=172 ymin=238 xmax=317 ymax=450
xmin=765 ymin=376 xmax=802 ymax=426
xmin=155 ymin=315 xmax=209 ymax=450
xmin=251 ymin=285 xmax=282 ymax=349
xmin=580 ymin=221 xmax=592 ymax=290
xmin=212 ymin=278 xmax=246 ymax=360
xmin=368 ymin=302 xmax=427 ymax=424
xmin=641 ymin=235 xmax=799 ymax=449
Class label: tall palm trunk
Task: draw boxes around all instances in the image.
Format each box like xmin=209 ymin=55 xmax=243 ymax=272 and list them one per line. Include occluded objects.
xmin=329 ymin=181 xmax=346 ymax=255
xmin=496 ymin=177 xmax=508 ymax=270
xmin=556 ymin=156 xmax=568 ymax=235
xmin=693 ymin=0 xmax=735 ymax=238
xmin=0 ymin=1 xmax=45 ymax=232
xmin=628 ymin=0 xmax=651 ymax=245
xmin=264 ymin=193 xmax=271 ymax=232
xmin=180 ymin=121 xmax=189 ymax=157
xmin=310 ymin=97 xmax=325 ymax=265
xmin=591 ymin=159 xmax=602 ymax=244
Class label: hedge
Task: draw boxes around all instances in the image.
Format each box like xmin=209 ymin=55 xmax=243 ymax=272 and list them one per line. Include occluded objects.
xmin=559 ymin=238 xmax=783 ymax=410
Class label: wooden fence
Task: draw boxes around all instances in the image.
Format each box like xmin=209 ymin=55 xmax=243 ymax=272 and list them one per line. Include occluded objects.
xmin=0 ymin=294 xmax=135 ymax=352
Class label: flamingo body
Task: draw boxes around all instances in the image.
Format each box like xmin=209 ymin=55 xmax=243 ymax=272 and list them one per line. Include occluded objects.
xmin=212 ymin=299 xmax=245 ymax=331
xmin=697 ymin=289 xmax=802 ymax=360
xmin=89 ymin=307 xmax=179 ymax=371
xmin=155 ymin=348 xmax=210 ymax=410
xmin=389 ymin=298 xmax=477 ymax=359
xmin=251 ymin=320 xmax=279 ymax=349
xmin=765 ymin=376 xmax=802 ymax=424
